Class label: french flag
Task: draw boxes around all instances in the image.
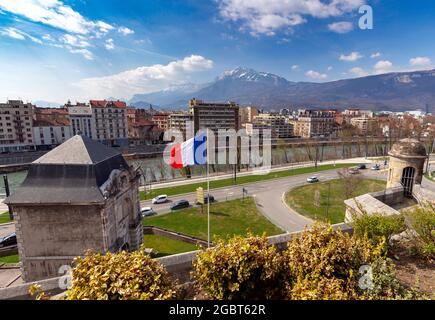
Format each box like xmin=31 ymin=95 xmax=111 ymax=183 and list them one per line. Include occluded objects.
xmin=169 ymin=133 xmax=207 ymax=169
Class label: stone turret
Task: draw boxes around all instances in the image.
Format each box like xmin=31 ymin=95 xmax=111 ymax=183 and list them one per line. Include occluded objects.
xmin=5 ymin=135 xmax=142 ymax=281
xmin=386 ymin=138 xmax=427 ymax=196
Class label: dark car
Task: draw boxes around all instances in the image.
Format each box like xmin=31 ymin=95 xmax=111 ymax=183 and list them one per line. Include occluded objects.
xmin=371 ymin=164 xmax=381 ymax=171
xmin=0 ymin=232 xmax=17 ymax=247
xmin=196 ymin=194 xmax=215 ymax=205
xmin=357 ymin=164 xmax=367 ymax=170
xmin=170 ymin=200 xmax=190 ymax=210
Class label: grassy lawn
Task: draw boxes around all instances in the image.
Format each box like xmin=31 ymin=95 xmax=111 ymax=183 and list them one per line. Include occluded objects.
xmin=143 ymin=234 xmax=198 ymax=258
xmin=425 ymin=172 xmax=434 ymax=181
xmin=143 ymin=198 xmax=283 ymax=241
xmin=0 ymin=211 xmax=12 ymax=225
xmin=140 ymin=163 xmax=356 ymax=200
xmin=285 ymin=179 xmax=386 ymax=224
xmin=0 ymin=254 xmax=19 ymax=264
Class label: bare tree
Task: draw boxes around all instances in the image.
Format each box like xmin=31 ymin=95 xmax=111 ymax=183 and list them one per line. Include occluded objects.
xmin=337 ymin=168 xmax=362 ymax=199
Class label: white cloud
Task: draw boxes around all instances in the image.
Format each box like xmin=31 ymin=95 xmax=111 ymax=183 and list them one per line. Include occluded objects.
xmin=373 ymin=60 xmax=393 ymax=74
xmin=105 ymin=38 xmax=115 ymax=50
xmin=0 ymin=27 xmax=42 ymax=44
xmin=349 ymin=67 xmax=369 ymax=77
xmin=118 ymin=27 xmax=134 ymax=36
xmin=328 ymin=21 xmax=353 ymax=33
xmin=327 ymin=66 xmax=333 ymax=71
xmin=69 ymin=48 xmax=94 ymax=60
xmin=77 ymin=55 xmax=214 ymax=98
xmin=60 ymin=34 xmax=90 ymax=48
xmin=218 ymin=0 xmax=365 ymax=36
xmin=370 ymin=52 xmax=381 ymax=58
xmin=291 ymin=64 xmax=299 ymax=70
xmin=0 ymin=27 xmax=25 ymax=40
xmin=0 ymin=0 xmax=113 ymax=35
xmin=409 ymin=56 xmax=431 ymax=67
xmin=339 ymin=51 xmax=363 ymax=62
xmin=305 ymin=70 xmax=328 ymax=80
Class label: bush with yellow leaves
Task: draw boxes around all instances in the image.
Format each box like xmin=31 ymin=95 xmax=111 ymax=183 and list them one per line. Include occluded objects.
xmin=66 ymin=249 xmax=177 ymax=300
xmin=191 ymin=234 xmax=288 ymax=300
xmin=283 ymin=222 xmax=415 ymax=300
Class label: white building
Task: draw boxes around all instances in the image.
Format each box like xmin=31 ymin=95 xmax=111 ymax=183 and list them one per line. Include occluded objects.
xmin=33 ymin=120 xmax=72 ymax=149
xmin=66 ymin=102 xmax=97 ymax=140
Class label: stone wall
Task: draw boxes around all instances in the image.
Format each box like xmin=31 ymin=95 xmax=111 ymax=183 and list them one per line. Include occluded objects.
xmin=143 ymin=226 xmax=209 ymax=248
xmin=344 ymin=187 xmax=404 ymax=223
xmin=13 ymin=204 xmax=105 ymax=282
xmin=0 ymin=223 xmax=353 ymax=299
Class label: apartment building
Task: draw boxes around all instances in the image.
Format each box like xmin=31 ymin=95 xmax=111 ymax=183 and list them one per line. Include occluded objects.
xmin=168 ymin=112 xmax=193 ymax=135
xmin=33 ymin=119 xmax=72 ymax=149
xmin=66 ymin=102 xmax=96 ymax=139
xmin=239 ymin=106 xmax=259 ymax=127
xmin=152 ymin=112 xmax=171 ymax=131
xmin=350 ymin=116 xmax=378 ymax=135
xmin=291 ymin=109 xmax=335 ymax=138
xmin=90 ymin=100 xmax=129 ymax=147
xmin=189 ymin=98 xmax=239 ymax=134
xmin=250 ymin=114 xmax=293 ymax=138
xmin=0 ymin=100 xmax=35 ymax=152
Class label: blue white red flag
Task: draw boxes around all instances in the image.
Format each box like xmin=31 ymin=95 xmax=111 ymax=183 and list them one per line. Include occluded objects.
xmin=169 ymin=133 xmax=207 ymax=169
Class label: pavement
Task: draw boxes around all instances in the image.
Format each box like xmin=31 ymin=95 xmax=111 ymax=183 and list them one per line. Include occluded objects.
xmin=0 ymin=222 xmax=14 ymax=239
xmin=141 ymin=163 xmax=387 ymax=232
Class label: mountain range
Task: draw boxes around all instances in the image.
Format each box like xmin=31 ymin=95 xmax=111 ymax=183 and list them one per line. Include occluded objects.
xmin=129 ymin=67 xmax=435 ymax=113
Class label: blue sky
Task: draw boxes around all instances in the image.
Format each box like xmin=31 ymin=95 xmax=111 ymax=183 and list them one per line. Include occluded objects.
xmin=0 ymin=0 xmax=434 ymax=103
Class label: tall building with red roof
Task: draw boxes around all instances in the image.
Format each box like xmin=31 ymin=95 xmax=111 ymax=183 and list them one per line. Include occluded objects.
xmin=89 ymin=100 xmax=129 ymax=147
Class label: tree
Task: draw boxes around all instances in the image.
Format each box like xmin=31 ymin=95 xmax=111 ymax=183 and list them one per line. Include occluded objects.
xmin=337 ymin=168 xmax=362 ymax=199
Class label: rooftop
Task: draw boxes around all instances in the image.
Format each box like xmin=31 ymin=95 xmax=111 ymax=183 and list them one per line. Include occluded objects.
xmin=389 ymin=138 xmax=427 ymax=158
xmin=5 ymin=135 xmax=128 ymax=205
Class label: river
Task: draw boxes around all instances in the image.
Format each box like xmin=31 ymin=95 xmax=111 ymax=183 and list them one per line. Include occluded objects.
xmin=0 ymin=140 xmax=395 ymax=199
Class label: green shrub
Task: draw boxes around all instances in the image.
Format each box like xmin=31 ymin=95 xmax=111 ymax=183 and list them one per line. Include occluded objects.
xmin=351 ymin=212 xmax=406 ymax=251
xmin=67 ymin=249 xmax=177 ymax=300
xmin=191 ymin=234 xmax=287 ymax=300
xmin=404 ymin=204 xmax=435 ymax=259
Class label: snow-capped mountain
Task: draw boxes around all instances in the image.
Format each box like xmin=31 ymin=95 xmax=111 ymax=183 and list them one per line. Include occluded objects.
xmin=129 ymin=67 xmax=435 ymax=112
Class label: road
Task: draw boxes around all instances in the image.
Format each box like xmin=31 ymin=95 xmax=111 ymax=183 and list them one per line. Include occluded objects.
xmin=0 ymin=222 xmax=14 ymax=239
xmin=141 ymin=164 xmax=387 ymax=232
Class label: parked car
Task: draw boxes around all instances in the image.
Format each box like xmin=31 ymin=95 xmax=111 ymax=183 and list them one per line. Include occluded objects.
xmin=349 ymin=168 xmax=360 ymax=174
xmin=152 ymin=195 xmax=168 ymax=204
xmin=141 ymin=207 xmax=156 ymax=217
xmin=357 ymin=164 xmax=367 ymax=170
xmin=306 ymin=176 xmax=319 ymax=183
xmin=196 ymin=194 xmax=215 ymax=205
xmin=170 ymin=200 xmax=190 ymax=210
xmin=0 ymin=232 xmax=17 ymax=247
xmin=371 ymin=164 xmax=380 ymax=171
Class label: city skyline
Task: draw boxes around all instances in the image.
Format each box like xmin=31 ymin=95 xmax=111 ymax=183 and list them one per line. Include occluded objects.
xmin=1 ymin=1 xmax=435 ymax=102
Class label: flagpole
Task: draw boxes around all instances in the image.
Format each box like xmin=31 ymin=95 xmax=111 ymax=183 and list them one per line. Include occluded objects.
xmin=206 ymin=129 xmax=210 ymax=248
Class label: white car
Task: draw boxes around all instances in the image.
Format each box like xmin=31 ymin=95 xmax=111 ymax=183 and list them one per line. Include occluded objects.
xmin=152 ymin=194 xmax=168 ymax=204
xmin=306 ymin=176 xmax=319 ymax=183
xmin=141 ymin=207 xmax=156 ymax=217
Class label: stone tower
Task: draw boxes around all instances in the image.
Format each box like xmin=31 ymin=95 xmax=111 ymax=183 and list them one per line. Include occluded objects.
xmin=387 ymin=138 xmax=427 ymax=196
xmin=5 ymin=135 xmax=143 ymax=281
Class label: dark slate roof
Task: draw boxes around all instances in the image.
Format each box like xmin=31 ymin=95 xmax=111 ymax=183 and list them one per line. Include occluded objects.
xmin=5 ymin=135 xmax=128 ymax=205
xmin=34 ymin=135 xmax=121 ymax=165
